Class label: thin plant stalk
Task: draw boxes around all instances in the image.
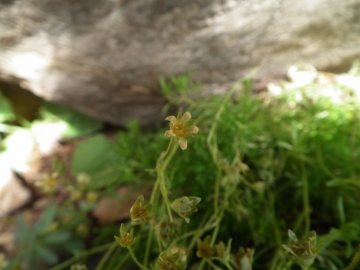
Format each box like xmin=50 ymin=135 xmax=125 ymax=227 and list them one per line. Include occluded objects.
xmin=48 ymin=243 xmax=112 ymax=270
xmin=127 ymin=246 xmax=150 ymax=270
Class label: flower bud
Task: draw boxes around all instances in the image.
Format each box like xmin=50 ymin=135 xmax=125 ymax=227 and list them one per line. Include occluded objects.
xmin=171 ymin=196 xmax=201 ymax=223
xmin=214 ymin=239 xmax=232 ymax=264
xmin=76 ymin=173 xmax=90 ymax=188
xmin=230 ymin=247 xmax=254 ymax=270
xmin=196 ymin=235 xmax=214 ymax=259
xmin=158 ymin=251 xmax=186 ymax=270
xmin=130 ymin=195 xmax=153 ymax=225
xmin=77 ymin=224 xmax=89 ymax=235
xmin=282 ymin=230 xmax=323 ymax=269
xmin=156 ymin=220 xmax=176 ymax=247
xmin=86 ymin=191 xmax=98 ymax=203
xmin=114 ymin=223 xmax=135 ymax=248
xmin=35 ymin=172 xmax=58 ymax=193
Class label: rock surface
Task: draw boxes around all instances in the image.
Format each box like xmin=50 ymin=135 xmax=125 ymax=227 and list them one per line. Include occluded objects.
xmin=1 ymin=0 xmax=360 ymax=125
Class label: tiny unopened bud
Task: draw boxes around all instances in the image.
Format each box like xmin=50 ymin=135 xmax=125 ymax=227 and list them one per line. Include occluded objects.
xmin=77 ymin=224 xmax=89 ymax=235
xmin=196 ymin=235 xmax=214 ymax=259
xmin=76 ymin=173 xmax=90 ymax=188
xmin=171 ymin=196 xmax=201 ymax=223
xmin=114 ymin=223 xmax=135 ymax=248
xmin=86 ymin=191 xmax=98 ymax=203
xmin=70 ymin=187 xmax=82 ymax=201
xmin=252 ymin=181 xmax=265 ymax=193
xmin=130 ymin=195 xmax=153 ymax=225
xmin=158 ymin=251 xmax=186 ymax=270
xmin=46 ymin=222 xmax=59 ymax=233
xmin=156 ymin=221 xmax=175 ymax=247
xmin=36 ymin=172 xmax=58 ymax=193
xmin=230 ymin=247 xmax=254 ymax=270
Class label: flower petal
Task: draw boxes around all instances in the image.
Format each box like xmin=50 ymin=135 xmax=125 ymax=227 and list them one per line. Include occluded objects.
xmin=165 ymin=130 xmax=175 ymax=137
xmin=188 ymin=126 xmax=199 ymax=134
xmin=165 ymin=115 xmax=176 ymax=124
xmin=179 ymin=137 xmax=187 ymax=150
xmin=180 ymin=112 xmax=191 ymax=124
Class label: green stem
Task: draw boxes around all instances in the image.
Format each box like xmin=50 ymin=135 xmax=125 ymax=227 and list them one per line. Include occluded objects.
xmin=158 ymin=172 xmax=173 ymax=222
xmin=205 ymin=258 xmax=222 ymax=270
xmin=210 ymin=219 xmax=221 ymax=246
xmin=342 ymin=244 xmax=360 ymax=270
xmin=213 ymin=170 xmax=221 ymax=219
xmin=268 ymin=191 xmax=282 ymax=247
xmin=155 ymin=137 xmax=178 ymax=222
xmin=269 ymin=249 xmax=280 ymax=270
xmin=173 ymin=210 xmax=212 ymax=247
xmin=187 ymin=216 xmax=218 ymax=254
xmin=156 ymin=137 xmax=175 ymax=169
xmin=94 ymin=242 xmax=117 ymax=270
xmin=301 ymin=162 xmax=310 ymax=235
xmin=48 ymin=243 xmax=112 ymax=270
xmin=127 ymin=246 xmax=150 ymax=270
xmin=350 ymin=111 xmax=358 ymax=178
xmin=198 ymin=259 xmax=206 ymax=270
xmin=159 ymin=138 xmax=178 ymax=171
xmin=316 ymin=148 xmax=337 ymax=179
xmin=112 ymin=252 xmax=131 ymax=269
xmin=143 ymin=225 xmax=153 ymax=266
xmin=143 ymin=176 xmax=161 ymax=266
xmin=150 ymin=180 xmax=160 ymax=205
xmin=225 ymin=262 xmax=235 ymax=270
xmin=143 ymin=138 xmax=178 ymax=266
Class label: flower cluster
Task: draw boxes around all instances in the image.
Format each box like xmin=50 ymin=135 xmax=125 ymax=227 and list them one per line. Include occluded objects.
xmin=35 ymin=172 xmax=58 ymax=193
xmin=68 ymin=173 xmax=98 ymax=204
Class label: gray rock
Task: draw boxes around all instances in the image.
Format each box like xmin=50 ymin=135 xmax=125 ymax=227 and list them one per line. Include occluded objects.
xmin=0 ymin=169 xmax=31 ymax=218
xmin=1 ymin=0 xmax=360 ymax=125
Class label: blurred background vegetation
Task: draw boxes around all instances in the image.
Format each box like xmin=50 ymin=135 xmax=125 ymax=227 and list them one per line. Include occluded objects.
xmin=1 ymin=62 xmax=360 ymax=269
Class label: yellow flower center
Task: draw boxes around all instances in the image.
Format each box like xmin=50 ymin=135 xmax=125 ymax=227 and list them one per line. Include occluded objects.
xmin=172 ymin=123 xmax=186 ymax=137
xmin=122 ymin=233 xmax=132 ymax=246
xmin=134 ymin=206 xmax=147 ymax=221
xmin=158 ymin=257 xmax=178 ymax=270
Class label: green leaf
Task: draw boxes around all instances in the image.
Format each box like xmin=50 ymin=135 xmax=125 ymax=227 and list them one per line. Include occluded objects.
xmin=15 ymin=215 xmax=31 ymax=243
xmin=41 ymin=102 xmax=103 ymax=138
xmin=0 ymin=91 xmax=14 ymax=122
xmin=43 ymin=231 xmax=71 ymax=245
xmin=71 ymin=135 xmax=118 ymax=188
xmin=276 ymin=140 xmax=293 ymax=150
xmin=36 ymin=204 xmax=57 ymax=233
xmin=288 ymin=229 xmax=298 ymax=242
xmin=62 ymin=240 xmax=84 ymax=253
xmin=35 ymin=244 xmax=58 ymax=264
xmin=282 ymin=244 xmax=297 ymax=256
